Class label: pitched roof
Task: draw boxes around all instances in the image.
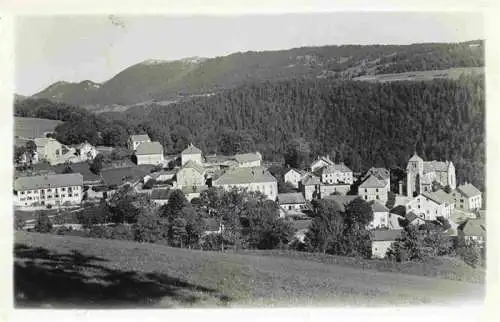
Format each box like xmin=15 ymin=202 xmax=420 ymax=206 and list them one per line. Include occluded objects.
xmin=277 ymin=193 xmax=306 ymax=205
xmin=301 ymin=173 xmax=321 ymax=186
xmin=363 ymin=167 xmax=391 ymax=180
xmin=149 ymin=169 xmax=178 ymax=180
xmin=233 ymin=152 xmax=262 ymax=164
xmin=423 ymin=190 xmax=454 ymax=205
xmin=100 ymin=166 xmax=149 ymax=187
xmin=371 ymin=229 xmax=404 ymax=241
xmin=423 ymin=161 xmax=450 ymax=173
xmin=213 ymin=167 xmax=276 ymax=185
xmin=405 ymin=212 xmax=423 ymax=223
xmin=459 ymin=218 xmax=486 ymax=237
xmin=457 ymin=183 xmax=482 ymax=198
xmin=34 ymin=137 xmax=59 ymax=148
xmin=370 ymin=201 xmax=389 ymax=213
xmin=205 ymin=154 xmax=233 ymax=164
xmin=151 ymin=188 xmax=171 ymax=200
xmin=394 ymin=196 xmax=412 ymax=207
xmin=204 ymin=218 xmax=221 ymax=231
xmin=135 ymin=142 xmax=163 ymax=155
xmin=311 ymin=156 xmax=333 ymax=168
xmin=359 ymin=175 xmax=387 ymax=188
xmin=130 ymin=134 xmax=151 ymax=142
xmin=408 ymin=153 xmax=423 ymax=163
xmin=182 ymin=143 xmax=202 ymax=155
xmin=182 ymin=160 xmax=206 ymax=174
xmin=286 ymin=168 xmax=308 ymax=177
xmin=322 ymin=195 xmax=360 ymax=212
xmin=322 ymin=163 xmax=352 ymax=174
xmin=14 ymin=173 xmax=83 ymax=191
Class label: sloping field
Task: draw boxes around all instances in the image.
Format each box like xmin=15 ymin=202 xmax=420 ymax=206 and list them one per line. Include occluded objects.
xmin=14 ymin=117 xmax=62 ymax=139
xmin=353 ymin=67 xmax=484 ymax=83
xmin=14 ymin=232 xmax=484 ymax=308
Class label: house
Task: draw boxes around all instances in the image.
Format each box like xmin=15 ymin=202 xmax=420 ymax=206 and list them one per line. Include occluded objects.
xmin=371 ymin=229 xmax=404 ymax=259
xmin=284 ymin=168 xmax=308 ymax=189
xmin=369 ymin=201 xmax=390 ymax=229
xmin=14 ymin=173 xmax=83 ymax=208
xmin=143 ymin=169 xmax=178 ymax=184
xmin=135 ymin=142 xmax=164 ymax=165
xmin=310 ymin=155 xmax=334 ymax=173
xmin=299 ymin=173 xmax=321 ymax=201
xmin=74 ymin=141 xmax=98 ymax=161
xmin=458 ymin=218 xmax=486 ymax=246
xmin=181 ymin=185 xmax=208 ymax=202
xmin=181 ymin=143 xmax=203 ymax=166
xmin=100 ymin=166 xmax=150 ymax=188
xmin=150 ymin=188 xmax=171 ymax=206
xmin=452 ymin=183 xmax=482 ymax=211
xmin=233 ymin=152 xmax=262 ymax=168
xmin=321 ymin=163 xmax=353 ymax=185
xmin=363 ymin=167 xmax=390 ymax=186
xmin=358 ymin=174 xmax=389 ymax=204
xmin=319 ymin=183 xmax=351 ymax=198
xmin=212 ymin=166 xmax=278 ymax=200
xmin=128 ymin=134 xmax=151 ymax=151
xmin=404 ymin=193 xmax=452 ymax=221
xmin=406 ymin=152 xmax=456 ymax=197
xmin=277 ymin=193 xmax=307 ymax=217
xmin=34 ymin=137 xmax=63 ymax=165
xmin=176 ymin=160 xmax=206 ymax=189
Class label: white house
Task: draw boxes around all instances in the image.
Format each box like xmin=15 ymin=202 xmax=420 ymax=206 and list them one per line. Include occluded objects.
xmin=459 ymin=218 xmax=486 ymax=246
xmin=277 ymin=192 xmax=307 ymax=216
xmin=363 ymin=167 xmax=390 ymax=186
xmin=369 ymin=201 xmax=390 ymax=229
xmin=319 ymin=183 xmax=351 ymax=198
xmin=212 ymin=166 xmax=278 ymax=201
xmin=181 ymin=143 xmax=203 ymax=166
xmin=135 ymin=142 xmax=164 ymax=165
xmin=233 ymin=152 xmax=262 ymax=168
xmin=310 ymin=155 xmax=334 ymax=173
xmin=176 ymin=160 xmax=206 ymax=189
xmin=284 ymin=168 xmax=308 ymax=189
xmin=299 ymin=174 xmax=321 ymax=201
xmin=14 ymin=173 xmax=83 ymax=208
xmin=34 ymin=137 xmax=64 ymax=165
xmin=405 ymin=192 xmax=453 ymax=221
xmin=321 ymin=163 xmax=353 ymax=185
xmin=371 ymin=229 xmax=403 ymax=259
xmin=358 ymin=174 xmax=389 ymax=204
xmin=128 ymin=134 xmax=151 ymax=151
xmin=452 ymin=183 xmax=482 ymax=211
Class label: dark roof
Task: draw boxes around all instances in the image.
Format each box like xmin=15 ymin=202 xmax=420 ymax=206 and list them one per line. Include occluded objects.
xmin=100 ymin=166 xmax=149 ymax=187
xmin=322 ymin=195 xmax=360 ymax=212
xmin=277 ymin=193 xmax=306 ymax=205
xmin=301 ymin=173 xmax=321 ymax=185
xmin=213 ymin=167 xmax=276 ymax=185
xmin=14 ymin=173 xmax=83 ymax=191
xmin=151 ymin=188 xmax=171 ymax=200
xmin=457 ymin=183 xmax=482 ymax=198
xmin=366 ymin=167 xmax=390 ymax=181
xmin=371 ymin=229 xmax=404 ymax=241
xmin=322 ymin=163 xmax=352 ymax=174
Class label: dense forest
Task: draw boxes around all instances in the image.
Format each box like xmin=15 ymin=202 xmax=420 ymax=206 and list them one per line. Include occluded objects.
xmin=29 ymin=40 xmax=484 ymax=107
xmin=15 ymin=75 xmax=485 ymax=191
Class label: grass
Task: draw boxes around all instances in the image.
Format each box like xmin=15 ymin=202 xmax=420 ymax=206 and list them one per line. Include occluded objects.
xmin=353 ymin=67 xmax=484 ymax=83
xmin=14 ymin=117 xmax=62 ymax=139
xmin=14 ymin=232 xmax=484 ymax=308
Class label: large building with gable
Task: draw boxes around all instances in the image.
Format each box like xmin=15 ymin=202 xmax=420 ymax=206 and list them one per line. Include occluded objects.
xmin=406 ymin=152 xmax=456 ymax=197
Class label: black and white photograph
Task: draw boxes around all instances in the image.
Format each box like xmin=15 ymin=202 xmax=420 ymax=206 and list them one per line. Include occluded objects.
xmin=9 ymin=9 xmax=489 ymax=311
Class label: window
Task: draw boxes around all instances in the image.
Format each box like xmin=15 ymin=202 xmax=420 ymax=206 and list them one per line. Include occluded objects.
xmin=365 ymin=189 xmax=367 ymax=192
xmin=20 ymin=191 xmax=25 ymax=195
xmin=376 ymin=195 xmax=379 ymax=200
xmin=418 ymin=205 xmax=420 ymax=209
xmin=376 ymin=189 xmax=379 ymax=193
xmin=47 ymin=189 xmax=51 ymax=192
xmin=364 ymin=196 xmax=367 ymax=200
xmin=61 ymin=188 xmax=66 ymax=191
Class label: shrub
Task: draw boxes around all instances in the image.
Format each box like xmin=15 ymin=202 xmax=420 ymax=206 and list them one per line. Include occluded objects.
xmin=88 ymin=226 xmax=112 ymax=239
xmin=14 ymin=217 xmax=25 ymax=231
xmin=34 ymin=213 xmax=53 ymax=233
xmin=458 ymin=246 xmax=480 ymax=268
xmin=111 ymin=224 xmax=134 ymax=241
xmin=201 ymin=234 xmax=224 ymax=251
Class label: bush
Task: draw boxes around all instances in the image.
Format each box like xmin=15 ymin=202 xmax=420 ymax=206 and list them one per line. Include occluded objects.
xmin=88 ymin=226 xmax=112 ymax=239
xmin=111 ymin=224 xmax=134 ymax=241
xmin=46 ymin=204 xmax=53 ymax=209
xmin=458 ymin=246 xmax=480 ymax=268
xmin=14 ymin=217 xmax=25 ymax=231
xmin=201 ymin=234 xmax=224 ymax=251
xmin=34 ymin=213 xmax=53 ymax=233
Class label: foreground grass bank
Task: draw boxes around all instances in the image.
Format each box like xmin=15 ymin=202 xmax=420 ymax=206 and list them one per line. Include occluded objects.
xmin=14 ymin=232 xmax=484 ymax=308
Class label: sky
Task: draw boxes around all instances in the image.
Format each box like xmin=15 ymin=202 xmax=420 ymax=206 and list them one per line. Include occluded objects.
xmin=15 ymin=12 xmax=484 ymax=96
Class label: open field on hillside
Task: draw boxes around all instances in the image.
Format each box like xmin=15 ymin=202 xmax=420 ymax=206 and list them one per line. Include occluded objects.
xmin=14 ymin=232 xmax=484 ymax=308
xmin=353 ymin=67 xmax=484 ymax=83
xmin=14 ymin=117 xmax=62 ymax=139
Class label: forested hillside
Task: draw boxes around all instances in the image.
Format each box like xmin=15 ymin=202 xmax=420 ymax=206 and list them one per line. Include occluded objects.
xmin=15 ymin=75 xmax=485 ymax=191
xmin=29 ymin=40 xmax=484 ymax=108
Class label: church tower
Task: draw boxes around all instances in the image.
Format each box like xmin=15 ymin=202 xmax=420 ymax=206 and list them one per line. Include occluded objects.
xmin=406 ymin=152 xmax=424 ymax=197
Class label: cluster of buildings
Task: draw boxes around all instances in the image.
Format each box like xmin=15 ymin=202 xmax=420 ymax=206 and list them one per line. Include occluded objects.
xmin=13 ymin=133 xmax=485 ymax=259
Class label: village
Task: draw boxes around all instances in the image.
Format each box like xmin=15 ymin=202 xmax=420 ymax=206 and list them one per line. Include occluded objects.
xmin=13 ymin=131 xmax=485 ymax=259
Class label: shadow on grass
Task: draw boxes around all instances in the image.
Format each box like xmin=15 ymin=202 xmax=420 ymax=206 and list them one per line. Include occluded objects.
xmin=14 ymin=243 xmax=231 ymax=308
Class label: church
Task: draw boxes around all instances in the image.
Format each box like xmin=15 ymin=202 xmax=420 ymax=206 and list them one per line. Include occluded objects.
xmin=406 ymin=152 xmax=456 ymax=197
